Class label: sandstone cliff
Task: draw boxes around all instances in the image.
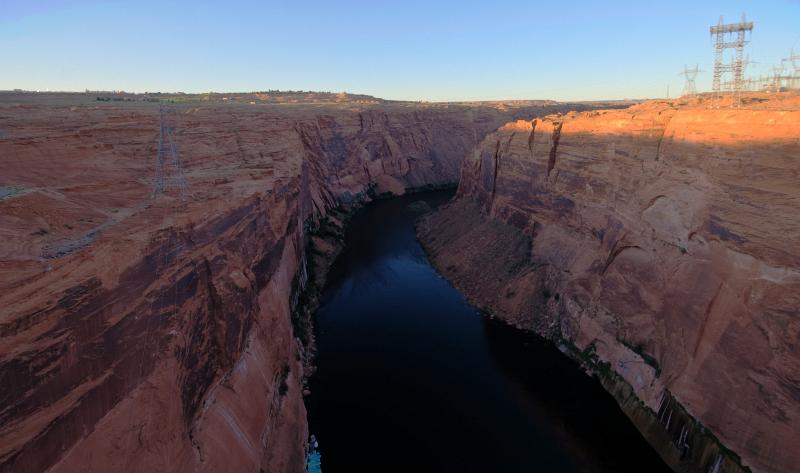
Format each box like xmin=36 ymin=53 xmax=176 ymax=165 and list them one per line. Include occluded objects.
xmin=419 ymin=93 xmax=800 ymax=473
xmin=0 ymin=94 xmax=598 ymax=473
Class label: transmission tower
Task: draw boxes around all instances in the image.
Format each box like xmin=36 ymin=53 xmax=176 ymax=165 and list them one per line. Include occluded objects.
xmin=679 ymin=64 xmax=702 ymax=96
xmin=710 ymin=13 xmax=753 ymax=107
xmin=769 ymin=64 xmax=784 ymax=93
xmin=743 ymin=56 xmax=757 ymax=90
xmin=783 ymin=49 xmax=800 ymax=89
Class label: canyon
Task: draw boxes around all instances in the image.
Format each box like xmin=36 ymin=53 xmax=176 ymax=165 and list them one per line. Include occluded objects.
xmin=1 ymin=90 xmax=797 ymax=473
xmin=0 ymin=92 xmax=599 ymax=473
xmin=418 ymin=92 xmax=800 ymax=473
xmin=305 ymin=190 xmax=673 ymax=473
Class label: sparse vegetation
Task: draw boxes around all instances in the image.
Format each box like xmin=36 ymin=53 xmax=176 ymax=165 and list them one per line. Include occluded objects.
xmin=619 ymin=338 xmax=662 ymax=377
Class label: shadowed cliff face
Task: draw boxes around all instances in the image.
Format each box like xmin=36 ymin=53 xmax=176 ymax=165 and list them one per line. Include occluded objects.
xmin=419 ymin=92 xmax=800 ymax=473
xmin=0 ymin=94 xmax=605 ymax=473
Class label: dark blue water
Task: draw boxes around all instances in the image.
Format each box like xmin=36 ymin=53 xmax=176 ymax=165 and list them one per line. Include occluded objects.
xmin=307 ymin=190 xmax=671 ymax=473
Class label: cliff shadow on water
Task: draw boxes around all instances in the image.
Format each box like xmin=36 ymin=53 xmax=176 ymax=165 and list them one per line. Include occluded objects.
xmin=303 ymin=189 xmax=671 ymax=473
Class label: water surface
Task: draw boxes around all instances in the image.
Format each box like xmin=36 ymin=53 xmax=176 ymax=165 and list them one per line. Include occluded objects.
xmin=307 ymin=190 xmax=671 ymax=473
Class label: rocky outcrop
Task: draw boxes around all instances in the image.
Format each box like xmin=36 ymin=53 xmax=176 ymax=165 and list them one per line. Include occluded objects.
xmin=0 ymin=94 xmax=600 ymax=473
xmin=419 ymin=93 xmax=800 ymax=473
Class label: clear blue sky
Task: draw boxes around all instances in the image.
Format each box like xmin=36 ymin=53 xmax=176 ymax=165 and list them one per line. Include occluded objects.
xmin=2 ymin=1 xmax=798 ymax=101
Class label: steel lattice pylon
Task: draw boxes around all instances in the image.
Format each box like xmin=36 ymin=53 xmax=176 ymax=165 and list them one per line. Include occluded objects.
xmin=769 ymin=64 xmax=785 ymax=93
xmin=679 ymin=64 xmax=702 ymax=96
xmin=783 ymin=49 xmax=800 ymax=89
xmin=710 ymin=13 xmax=753 ymax=107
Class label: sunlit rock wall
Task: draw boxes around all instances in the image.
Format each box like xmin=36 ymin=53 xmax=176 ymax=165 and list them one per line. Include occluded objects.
xmin=419 ymin=93 xmax=800 ymax=473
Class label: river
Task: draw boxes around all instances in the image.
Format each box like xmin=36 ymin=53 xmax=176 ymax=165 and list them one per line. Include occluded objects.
xmin=306 ymin=190 xmax=671 ymax=473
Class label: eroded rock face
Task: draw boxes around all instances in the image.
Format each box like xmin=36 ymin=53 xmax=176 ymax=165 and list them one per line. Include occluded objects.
xmin=0 ymin=94 xmax=599 ymax=473
xmin=419 ymin=93 xmax=800 ymax=473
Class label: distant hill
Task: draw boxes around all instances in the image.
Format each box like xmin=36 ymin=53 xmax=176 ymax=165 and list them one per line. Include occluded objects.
xmin=140 ymin=90 xmax=387 ymax=105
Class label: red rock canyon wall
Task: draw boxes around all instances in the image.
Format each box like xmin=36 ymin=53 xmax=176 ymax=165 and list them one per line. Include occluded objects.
xmin=0 ymin=96 xmax=593 ymax=473
xmin=419 ymin=93 xmax=800 ymax=473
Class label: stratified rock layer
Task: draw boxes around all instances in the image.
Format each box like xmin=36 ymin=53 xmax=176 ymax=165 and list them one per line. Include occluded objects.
xmin=0 ymin=94 xmax=594 ymax=473
xmin=419 ymin=93 xmax=800 ymax=473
